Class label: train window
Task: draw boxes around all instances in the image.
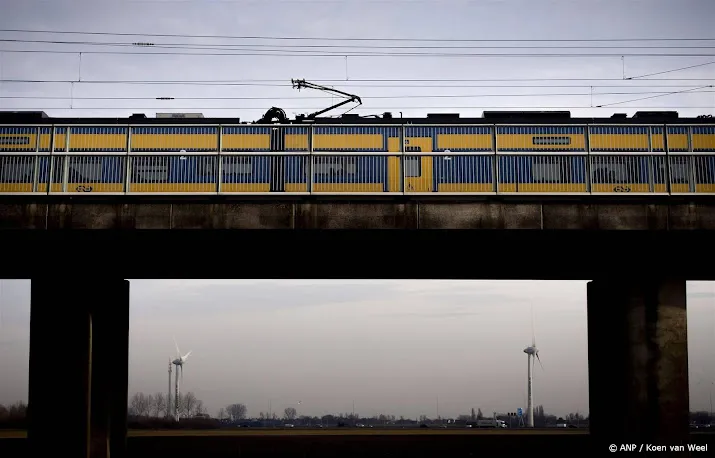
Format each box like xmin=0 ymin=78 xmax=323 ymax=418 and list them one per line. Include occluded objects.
xmin=404 ymin=156 xmax=421 ymax=177
xmin=669 ymin=156 xmax=690 ymax=184
xmin=195 ymin=156 xmax=217 ymax=176
xmin=69 ymin=157 xmax=103 ymax=181
xmin=532 ymin=136 xmax=571 ymax=145
xmin=531 ymin=156 xmax=568 ymax=183
xmin=0 ymin=156 xmax=34 ymax=182
xmin=314 ymin=157 xmax=357 ymax=175
xmin=591 ymin=157 xmax=633 ymax=183
xmin=223 ymin=156 xmax=253 ymax=175
xmin=132 ymin=156 xmax=169 ymax=182
xmin=0 ymin=136 xmax=32 ymax=145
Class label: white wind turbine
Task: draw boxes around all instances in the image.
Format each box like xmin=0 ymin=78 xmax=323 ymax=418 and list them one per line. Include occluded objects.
xmin=167 ymin=359 xmax=172 ymax=419
xmin=523 ymin=310 xmax=543 ymax=428
xmin=171 ymin=338 xmax=192 ymax=421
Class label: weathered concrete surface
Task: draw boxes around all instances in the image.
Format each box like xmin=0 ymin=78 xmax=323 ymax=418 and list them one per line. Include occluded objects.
xmin=28 ymin=280 xmax=130 ymax=458
xmin=3 ymin=198 xmax=715 ymax=230
xmin=587 ymin=280 xmax=690 ymax=454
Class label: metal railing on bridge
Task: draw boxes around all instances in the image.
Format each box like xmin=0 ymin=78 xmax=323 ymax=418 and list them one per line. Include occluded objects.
xmin=0 ymin=123 xmax=713 ymax=196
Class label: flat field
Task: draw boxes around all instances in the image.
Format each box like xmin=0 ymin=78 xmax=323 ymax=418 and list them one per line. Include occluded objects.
xmin=0 ymin=427 xmax=589 ymax=439
xmin=1 ymin=429 xmax=709 ymax=458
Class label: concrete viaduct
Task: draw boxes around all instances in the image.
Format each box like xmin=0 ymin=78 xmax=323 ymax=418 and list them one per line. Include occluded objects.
xmin=1 ymin=195 xmax=715 ymax=457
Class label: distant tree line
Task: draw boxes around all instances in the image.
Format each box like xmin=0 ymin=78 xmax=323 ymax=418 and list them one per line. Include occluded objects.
xmin=0 ymin=402 xmax=27 ymax=429
xmin=2 ymin=395 xmax=714 ymax=430
xmin=128 ymin=392 xmax=208 ymax=418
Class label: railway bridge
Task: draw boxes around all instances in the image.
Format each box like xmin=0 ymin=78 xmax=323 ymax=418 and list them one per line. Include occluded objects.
xmin=2 ymin=110 xmax=715 ymax=456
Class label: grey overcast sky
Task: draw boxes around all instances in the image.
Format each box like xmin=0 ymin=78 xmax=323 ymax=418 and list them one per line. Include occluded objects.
xmin=0 ymin=279 xmax=714 ymax=419
xmin=0 ymin=0 xmax=714 ymax=119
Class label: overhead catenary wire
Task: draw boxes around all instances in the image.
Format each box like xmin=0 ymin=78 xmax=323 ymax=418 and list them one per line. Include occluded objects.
xmin=4 ymin=48 xmax=715 ymax=58
xmin=4 ymin=28 xmax=715 ymax=43
xmin=626 ymin=60 xmax=715 ymax=80
xmin=2 ymin=80 xmax=715 ymax=93
xmin=2 ymin=31 xmax=713 ymax=115
xmin=6 ymin=90 xmax=715 ymax=100
xmin=595 ymin=85 xmax=713 ymax=108
xmin=2 ymin=79 xmax=713 ymax=86
xmin=2 ymin=90 xmax=715 ymax=101
xmin=6 ymin=38 xmax=715 ymax=50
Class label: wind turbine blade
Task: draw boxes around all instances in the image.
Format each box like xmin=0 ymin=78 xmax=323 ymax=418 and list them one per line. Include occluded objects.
xmin=174 ymin=337 xmax=181 ymax=357
xmin=536 ymin=353 xmax=544 ymax=371
xmin=183 ymin=350 xmax=192 ymax=360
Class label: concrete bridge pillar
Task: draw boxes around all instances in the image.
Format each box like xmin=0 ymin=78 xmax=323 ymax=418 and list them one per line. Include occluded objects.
xmin=28 ymin=279 xmax=130 ymax=458
xmin=587 ymin=279 xmax=689 ymax=451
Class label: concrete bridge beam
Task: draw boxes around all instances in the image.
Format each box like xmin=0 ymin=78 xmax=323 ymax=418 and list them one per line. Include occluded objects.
xmin=587 ymin=279 xmax=689 ymax=450
xmin=28 ymin=279 xmax=130 ymax=458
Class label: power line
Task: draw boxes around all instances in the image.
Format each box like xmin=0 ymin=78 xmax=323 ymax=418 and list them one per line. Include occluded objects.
xmin=5 ymin=38 xmax=715 ymax=50
xmin=595 ymin=85 xmax=713 ymax=108
xmin=626 ymin=61 xmax=715 ymax=80
xmin=3 ymin=28 xmax=715 ymax=43
xmin=2 ymin=91 xmax=714 ymax=101
xmin=3 ymin=48 xmax=715 ymax=58
xmin=1 ymin=79 xmax=713 ymax=88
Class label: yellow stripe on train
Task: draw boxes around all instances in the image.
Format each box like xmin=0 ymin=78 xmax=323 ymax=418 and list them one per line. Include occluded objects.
xmin=221 ymin=183 xmax=270 ymax=192
xmin=39 ymin=133 xmax=52 ymax=150
xmin=285 ymin=134 xmax=309 ymax=150
xmin=437 ymin=134 xmax=493 ymax=150
xmin=69 ymin=134 xmax=127 ymax=151
xmin=37 ymin=183 xmax=63 ymax=193
xmin=285 ymin=183 xmax=308 ymax=192
xmin=129 ymin=183 xmax=217 ymax=192
xmin=53 ymin=133 xmax=67 ymax=150
xmin=695 ymin=184 xmax=715 ymax=193
xmin=222 ymin=134 xmax=270 ymax=150
xmin=589 ymin=134 xmax=649 ymax=151
xmin=312 ymin=183 xmax=385 ymax=192
xmin=591 ymin=184 xmax=652 ymax=192
xmin=66 ymin=183 xmax=124 ymax=192
xmin=499 ymin=183 xmax=587 ymax=192
xmin=313 ymin=134 xmax=384 ymax=150
xmin=0 ymin=183 xmax=34 ymax=192
xmin=437 ymin=183 xmax=494 ymax=192
xmin=692 ymin=134 xmax=715 ymax=151
xmin=131 ymin=134 xmax=218 ymax=150
xmin=652 ymin=133 xmax=689 ymax=151
xmin=387 ymin=157 xmax=401 ymax=192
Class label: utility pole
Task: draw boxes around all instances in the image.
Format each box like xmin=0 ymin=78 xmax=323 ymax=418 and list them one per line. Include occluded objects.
xmin=709 ymin=382 xmax=713 ymax=423
xmin=436 ymin=395 xmax=439 ymax=423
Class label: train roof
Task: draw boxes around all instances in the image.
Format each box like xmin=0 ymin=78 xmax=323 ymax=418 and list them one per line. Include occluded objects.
xmin=0 ymin=110 xmax=713 ymax=125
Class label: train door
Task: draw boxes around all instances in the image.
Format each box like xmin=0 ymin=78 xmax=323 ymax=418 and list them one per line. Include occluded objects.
xmin=403 ymin=140 xmax=433 ymax=192
xmin=269 ymin=127 xmax=285 ymax=192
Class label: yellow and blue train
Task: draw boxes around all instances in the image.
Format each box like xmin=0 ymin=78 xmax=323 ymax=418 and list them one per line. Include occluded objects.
xmin=0 ymin=111 xmax=714 ymax=194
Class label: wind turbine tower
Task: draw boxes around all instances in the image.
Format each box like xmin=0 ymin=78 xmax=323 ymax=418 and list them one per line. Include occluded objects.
xmin=523 ymin=316 xmax=543 ymax=428
xmin=171 ymin=339 xmax=192 ymax=421
xmin=167 ymin=360 xmax=173 ymax=419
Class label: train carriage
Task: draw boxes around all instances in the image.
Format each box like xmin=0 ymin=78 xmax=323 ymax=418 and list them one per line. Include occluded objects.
xmin=0 ymin=110 xmax=714 ymax=196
